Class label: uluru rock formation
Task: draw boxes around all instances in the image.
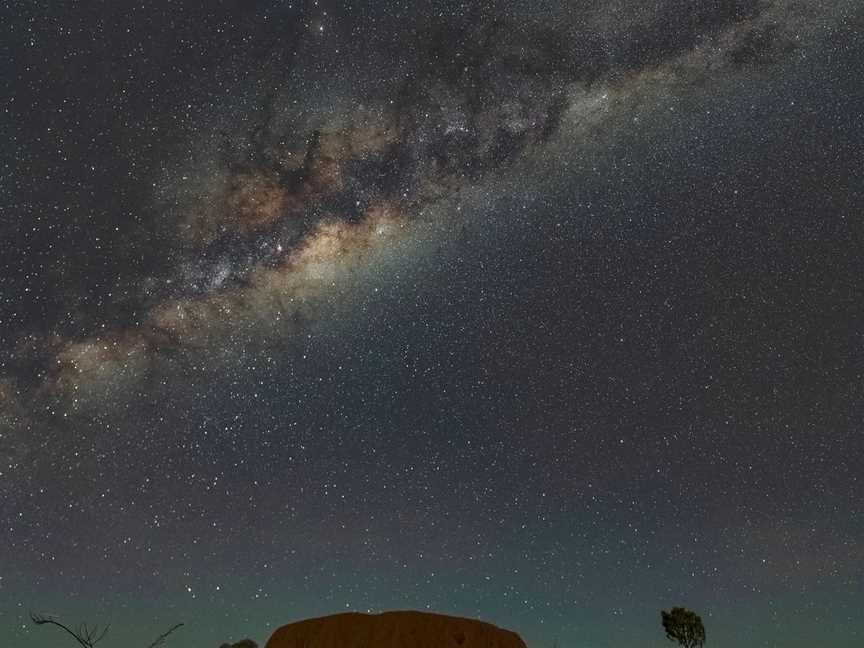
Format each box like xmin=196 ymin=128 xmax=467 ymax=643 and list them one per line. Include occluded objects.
xmin=265 ymin=611 xmax=527 ymax=648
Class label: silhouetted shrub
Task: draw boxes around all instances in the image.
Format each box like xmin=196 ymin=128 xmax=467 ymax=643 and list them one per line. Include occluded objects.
xmin=661 ymin=607 xmax=705 ymax=648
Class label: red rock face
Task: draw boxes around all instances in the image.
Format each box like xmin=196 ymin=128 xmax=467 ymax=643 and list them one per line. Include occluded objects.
xmin=265 ymin=611 xmax=527 ymax=648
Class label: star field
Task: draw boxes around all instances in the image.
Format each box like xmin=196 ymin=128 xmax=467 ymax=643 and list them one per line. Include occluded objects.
xmin=1 ymin=1 xmax=863 ymax=647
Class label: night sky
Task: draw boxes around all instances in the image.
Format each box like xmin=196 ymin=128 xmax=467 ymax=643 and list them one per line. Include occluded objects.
xmin=2 ymin=1 xmax=863 ymax=647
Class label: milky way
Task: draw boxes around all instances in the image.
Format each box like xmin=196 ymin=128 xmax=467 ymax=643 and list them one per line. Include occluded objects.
xmin=2 ymin=1 xmax=863 ymax=647
xmin=3 ymin=0 xmax=818 ymax=408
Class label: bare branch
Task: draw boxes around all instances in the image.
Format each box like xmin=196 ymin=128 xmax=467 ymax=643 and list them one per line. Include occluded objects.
xmin=30 ymin=613 xmax=109 ymax=648
xmin=94 ymin=623 xmax=111 ymax=644
xmin=31 ymin=611 xmax=182 ymax=648
xmin=146 ymin=622 xmax=185 ymax=648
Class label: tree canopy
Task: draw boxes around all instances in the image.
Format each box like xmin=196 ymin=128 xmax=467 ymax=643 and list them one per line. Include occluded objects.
xmin=661 ymin=607 xmax=706 ymax=648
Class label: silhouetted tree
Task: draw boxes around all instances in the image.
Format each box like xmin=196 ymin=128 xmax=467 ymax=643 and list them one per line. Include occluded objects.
xmin=30 ymin=613 xmax=183 ymax=648
xmin=661 ymin=607 xmax=705 ymax=648
xmin=219 ymin=640 xmax=258 ymax=648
